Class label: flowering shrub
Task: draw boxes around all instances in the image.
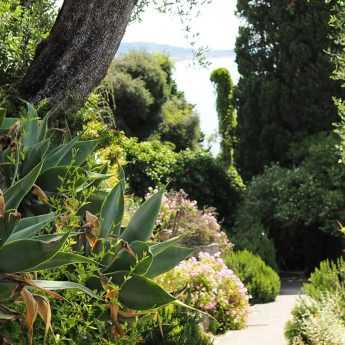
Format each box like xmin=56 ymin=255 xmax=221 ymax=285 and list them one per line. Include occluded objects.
xmin=156 ymin=252 xmax=249 ymax=333
xmin=151 ymin=190 xmax=232 ymax=254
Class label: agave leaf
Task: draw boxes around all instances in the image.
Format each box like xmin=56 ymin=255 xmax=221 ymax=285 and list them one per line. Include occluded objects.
xmin=75 ymin=172 xmax=113 ymax=193
xmin=59 ymin=139 xmax=102 ymax=167
xmin=9 ymin=213 xmax=55 ymax=242
xmin=146 ymin=246 xmax=193 ymax=279
xmin=0 ymin=212 xmax=19 ymax=248
xmin=32 ymin=280 xmax=100 ymax=299
xmin=42 ymin=136 xmax=79 ymax=171
xmin=78 ymin=191 xmax=108 ymax=215
xmin=149 ymin=236 xmax=181 ymax=256
xmin=0 ymin=117 xmax=17 ymax=131
xmin=0 ymin=233 xmax=68 ymax=273
xmin=29 ymin=252 xmax=95 ymax=271
xmin=21 ymin=139 xmax=50 ymax=175
xmin=119 ymin=275 xmax=175 ymax=310
xmin=121 ymin=191 xmax=164 ymax=243
xmin=4 ymin=162 xmax=43 ymax=211
xmin=105 ymin=241 xmax=150 ymax=273
xmin=100 ymin=182 xmax=124 ymax=238
xmin=0 ymin=281 xmax=18 ymax=303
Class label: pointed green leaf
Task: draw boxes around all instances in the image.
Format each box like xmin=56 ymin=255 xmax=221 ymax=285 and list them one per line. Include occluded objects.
xmin=21 ymin=139 xmax=50 ymax=175
xmin=100 ymin=182 xmax=124 ymax=238
xmin=0 ymin=282 xmax=18 ymax=302
xmin=78 ymin=191 xmax=108 ymax=215
xmin=43 ymin=137 xmax=79 ymax=171
xmin=32 ymin=280 xmax=99 ymax=299
xmin=150 ymin=237 xmax=181 ymax=256
xmin=0 ymin=118 xmax=17 ymax=131
xmin=121 ymin=191 xmax=164 ymax=243
xmin=28 ymin=252 xmax=95 ymax=271
xmin=105 ymin=241 xmax=150 ymax=273
xmin=119 ymin=275 xmax=175 ymax=310
xmin=0 ymin=234 xmax=68 ymax=273
xmin=4 ymin=162 xmax=43 ymax=210
xmin=9 ymin=213 xmax=55 ymax=241
xmin=60 ymin=139 xmax=102 ymax=167
xmin=146 ymin=246 xmax=193 ymax=279
xmin=0 ymin=213 xmax=19 ymax=248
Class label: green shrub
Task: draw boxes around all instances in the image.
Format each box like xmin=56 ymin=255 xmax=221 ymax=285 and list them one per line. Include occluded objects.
xmin=139 ymin=305 xmax=214 ymax=345
xmin=157 ymin=95 xmax=202 ymax=151
xmin=0 ymin=0 xmax=55 ymax=88
xmin=233 ymin=134 xmax=345 ymax=271
xmin=224 ymin=250 xmax=281 ymax=303
xmin=171 ymin=150 xmax=244 ymax=227
xmin=303 ymin=258 xmax=345 ymax=300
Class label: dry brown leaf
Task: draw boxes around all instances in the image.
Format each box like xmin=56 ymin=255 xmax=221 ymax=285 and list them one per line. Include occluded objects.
xmin=32 ymin=185 xmax=49 ymax=204
xmin=0 ymin=190 xmax=5 ymax=218
xmin=21 ymin=288 xmax=38 ymax=345
xmin=34 ymin=295 xmax=52 ymax=345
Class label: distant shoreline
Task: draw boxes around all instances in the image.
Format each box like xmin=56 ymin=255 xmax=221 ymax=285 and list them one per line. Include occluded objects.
xmin=118 ymin=41 xmax=235 ymax=60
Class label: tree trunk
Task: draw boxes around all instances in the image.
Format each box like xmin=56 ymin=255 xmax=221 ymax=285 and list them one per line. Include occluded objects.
xmin=20 ymin=0 xmax=137 ymax=115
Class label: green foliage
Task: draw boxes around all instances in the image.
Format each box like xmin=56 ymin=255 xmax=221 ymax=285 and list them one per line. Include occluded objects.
xmin=105 ymin=51 xmax=169 ymax=139
xmin=0 ymin=103 xmax=105 ymax=217
xmin=224 ymin=250 xmax=281 ymax=303
xmin=171 ymin=150 xmax=245 ymax=228
xmin=233 ymin=133 xmax=345 ymax=270
xmin=303 ymin=258 xmax=345 ymax=301
xmin=210 ymin=68 xmax=237 ymax=169
xmin=0 ymin=0 xmax=55 ymax=88
xmin=104 ymin=51 xmax=201 ymax=150
xmin=139 ymin=305 xmax=214 ymax=345
xmin=235 ymin=0 xmax=344 ymax=178
xmin=157 ymin=96 xmax=201 ymax=151
xmin=285 ymin=258 xmax=345 ymax=345
xmin=122 ymin=137 xmax=178 ymax=196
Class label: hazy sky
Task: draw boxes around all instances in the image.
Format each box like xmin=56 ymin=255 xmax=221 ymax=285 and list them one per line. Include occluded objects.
xmin=124 ymin=0 xmax=240 ymax=50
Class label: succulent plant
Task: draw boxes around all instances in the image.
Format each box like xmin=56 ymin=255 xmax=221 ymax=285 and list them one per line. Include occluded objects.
xmin=76 ymin=180 xmax=194 ymax=338
xmin=0 ymin=106 xmax=99 ymax=344
xmin=0 ymin=101 xmax=106 ymax=216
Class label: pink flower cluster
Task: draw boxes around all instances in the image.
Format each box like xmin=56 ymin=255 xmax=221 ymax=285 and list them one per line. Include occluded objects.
xmin=156 ymin=252 xmax=249 ymax=331
xmin=147 ymin=189 xmax=232 ymax=253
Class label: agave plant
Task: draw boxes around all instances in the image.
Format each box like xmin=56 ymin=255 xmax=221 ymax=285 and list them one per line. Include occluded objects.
xmin=0 ymin=102 xmax=106 ymax=216
xmin=76 ymin=179 xmax=194 ymax=338
xmin=0 ymin=131 xmax=99 ymax=344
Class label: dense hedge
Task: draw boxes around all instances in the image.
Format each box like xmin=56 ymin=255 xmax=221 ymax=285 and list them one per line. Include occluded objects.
xmin=225 ymin=250 xmax=281 ymax=303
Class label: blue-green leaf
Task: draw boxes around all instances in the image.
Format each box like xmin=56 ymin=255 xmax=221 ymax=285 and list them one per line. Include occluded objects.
xmin=121 ymin=191 xmax=163 ymax=243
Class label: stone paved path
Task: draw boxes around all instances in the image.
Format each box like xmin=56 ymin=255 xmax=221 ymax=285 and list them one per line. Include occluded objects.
xmin=215 ymin=280 xmax=302 ymax=345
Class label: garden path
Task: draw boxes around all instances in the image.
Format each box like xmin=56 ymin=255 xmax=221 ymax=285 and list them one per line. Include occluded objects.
xmin=215 ymin=279 xmax=302 ymax=345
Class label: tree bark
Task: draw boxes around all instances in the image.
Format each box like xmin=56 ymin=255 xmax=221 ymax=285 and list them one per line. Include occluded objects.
xmin=20 ymin=0 xmax=138 ymax=115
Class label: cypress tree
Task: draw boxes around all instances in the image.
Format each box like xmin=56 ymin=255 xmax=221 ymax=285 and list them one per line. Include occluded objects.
xmin=235 ymin=0 xmax=344 ymax=179
xmin=210 ymin=68 xmax=237 ymax=169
